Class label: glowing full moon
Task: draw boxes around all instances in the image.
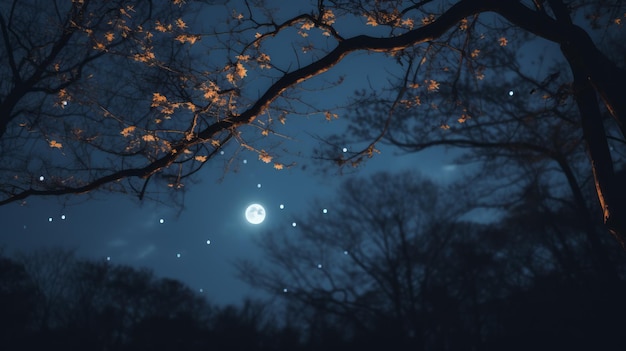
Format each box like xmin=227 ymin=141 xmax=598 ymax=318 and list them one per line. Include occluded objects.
xmin=245 ymin=203 xmax=266 ymax=224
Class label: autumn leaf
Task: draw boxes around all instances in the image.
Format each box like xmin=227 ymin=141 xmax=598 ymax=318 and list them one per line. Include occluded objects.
xmin=499 ymin=37 xmax=508 ymax=46
xmin=49 ymin=140 xmax=63 ymax=149
xmin=422 ymin=14 xmax=435 ymax=26
xmin=365 ymin=14 xmax=379 ymax=26
xmin=322 ymin=9 xmax=335 ymax=25
xmin=459 ymin=18 xmax=468 ymax=31
xmin=258 ymin=150 xmax=272 ymax=163
xmin=210 ymin=139 xmax=221 ymax=147
xmin=155 ymin=20 xmax=172 ymax=32
xmin=194 ymin=155 xmax=207 ymax=162
xmin=427 ymin=80 xmax=440 ymax=92
xmin=401 ymin=18 xmax=414 ymax=29
xmin=301 ymin=21 xmax=314 ymax=30
xmin=235 ymin=62 xmax=247 ymax=78
xmin=274 ymin=163 xmax=284 ymax=170
xmin=93 ymin=41 xmax=106 ymax=51
xmin=175 ymin=34 xmax=200 ymax=44
xmin=324 ymin=111 xmax=338 ymax=121
xmin=176 ymin=18 xmax=187 ymax=29
xmin=151 ymin=92 xmax=167 ymax=107
xmin=142 ymin=134 xmax=156 ymax=142
xmin=257 ymin=53 xmax=271 ymax=69
xmin=470 ymin=49 xmax=480 ymax=58
xmin=232 ymin=10 xmax=244 ymax=21
xmin=120 ymin=126 xmax=136 ymax=137
xmin=105 ymin=32 xmax=115 ymax=42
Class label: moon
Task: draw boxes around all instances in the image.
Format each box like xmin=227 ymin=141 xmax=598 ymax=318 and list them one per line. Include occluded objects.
xmin=245 ymin=203 xmax=266 ymax=224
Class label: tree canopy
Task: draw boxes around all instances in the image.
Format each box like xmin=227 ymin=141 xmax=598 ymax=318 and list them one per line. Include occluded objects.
xmin=1 ymin=0 xmax=625 ymax=244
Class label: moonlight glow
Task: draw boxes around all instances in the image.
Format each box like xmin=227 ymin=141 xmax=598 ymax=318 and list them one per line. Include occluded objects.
xmin=245 ymin=204 xmax=266 ymax=224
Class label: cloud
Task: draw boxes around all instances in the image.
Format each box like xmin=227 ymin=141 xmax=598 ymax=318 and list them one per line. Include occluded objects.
xmin=135 ymin=244 xmax=157 ymax=260
xmin=107 ymin=238 xmax=128 ymax=247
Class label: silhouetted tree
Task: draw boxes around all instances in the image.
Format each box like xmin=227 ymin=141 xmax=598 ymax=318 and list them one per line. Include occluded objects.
xmin=0 ymin=253 xmax=38 ymax=348
xmin=239 ymin=170 xmax=626 ymax=350
xmin=239 ymin=171 xmax=493 ymax=349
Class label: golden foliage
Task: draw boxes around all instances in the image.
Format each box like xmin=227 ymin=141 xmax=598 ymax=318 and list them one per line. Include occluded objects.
xmin=176 ymin=18 xmax=187 ymax=29
xmin=93 ymin=41 xmax=106 ymax=51
xmin=273 ymin=163 xmax=284 ymax=170
xmin=194 ymin=155 xmax=207 ymax=162
xmin=142 ymin=134 xmax=157 ymax=142
xmin=257 ymin=53 xmax=271 ymax=69
xmin=322 ymin=9 xmax=335 ymax=25
xmin=175 ymin=34 xmax=200 ymax=44
xmin=301 ymin=21 xmax=315 ymax=31
xmin=120 ymin=126 xmax=136 ymax=137
xmin=324 ymin=111 xmax=338 ymax=121
xmin=401 ymin=18 xmax=414 ymax=29
xmin=427 ymin=80 xmax=440 ymax=92
xmin=459 ymin=18 xmax=468 ymax=31
xmin=49 ymin=140 xmax=63 ymax=149
xmin=232 ymin=10 xmax=244 ymax=21
xmin=499 ymin=37 xmax=508 ymax=46
xmin=422 ymin=14 xmax=435 ymax=26
xmin=365 ymin=14 xmax=379 ymax=26
xmin=133 ymin=49 xmax=156 ymax=63
xmin=236 ymin=54 xmax=251 ymax=62
xmin=258 ymin=150 xmax=272 ymax=163
xmin=155 ymin=20 xmax=172 ymax=32
xmin=203 ymin=81 xmax=220 ymax=103
xmin=151 ymin=92 xmax=167 ymax=107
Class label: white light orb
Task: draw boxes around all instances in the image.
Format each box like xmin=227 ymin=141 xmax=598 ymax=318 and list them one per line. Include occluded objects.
xmin=159 ymin=218 xmax=164 ymax=224
xmin=322 ymin=208 xmax=328 ymax=214
xmin=342 ymin=147 xmax=348 ymax=153
xmin=245 ymin=204 xmax=266 ymax=224
xmin=39 ymin=175 xmax=45 ymax=181
xmin=292 ymin=222 xmax=297 ymax=227
xmin=61 ymin=214 xmax=66 ymax=220
xmin=279 ymin=204 xmax=285 ymax=210
xmin=257 ymin=183 xmax=261 ymax=188
xmin=508 ymin=90 xmax=514 ymax=96
xmin=176 ymin=253 xmax=181 ymax=258
xmin=206 ymin=239 xmax=211 ymax=245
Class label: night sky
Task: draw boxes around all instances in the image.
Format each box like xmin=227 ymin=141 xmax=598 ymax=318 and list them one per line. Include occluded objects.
xmin=0 ymin=0 xmax=475 ymax=305
xmin=0 ymin=141 xmax=456 ymax=305
xmin=0 ymin=0 xmax=562 ymax=305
